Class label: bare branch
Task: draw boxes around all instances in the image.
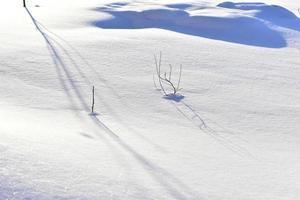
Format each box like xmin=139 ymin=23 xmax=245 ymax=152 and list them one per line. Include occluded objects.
xmin=154 ymin=53 xmax=167 ymax=95
xmin=153 ymin=52 xmax=183 ymax=96
xmin=177 ymin=64 xmax=182 ymax=91
xmin=153 ymin=74 xmax=158 ymax=89
xmin=169 ymin=64 xmax=173 ymax=81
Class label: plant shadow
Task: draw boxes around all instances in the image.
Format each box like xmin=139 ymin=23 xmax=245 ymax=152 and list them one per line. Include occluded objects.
xmin=89 ymin=112 xmax=100 ymax=116
xmin=163 ymin=94 xmax=185 ymax=102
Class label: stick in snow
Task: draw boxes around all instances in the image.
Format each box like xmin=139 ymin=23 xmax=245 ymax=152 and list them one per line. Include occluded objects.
xmin=91 ymin=86 xmax=95 ymax=113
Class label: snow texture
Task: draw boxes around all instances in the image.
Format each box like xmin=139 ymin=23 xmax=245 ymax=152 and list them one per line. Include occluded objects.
xmin=0 ymin=0 xmax=300 ymax=199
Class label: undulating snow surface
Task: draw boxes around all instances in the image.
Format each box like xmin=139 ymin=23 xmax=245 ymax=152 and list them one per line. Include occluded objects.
xmin=1 ymin=0 xmax=300 ymax=199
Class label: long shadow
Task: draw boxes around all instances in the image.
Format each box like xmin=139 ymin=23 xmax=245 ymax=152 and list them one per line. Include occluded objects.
xmin=90 ymin=114 xmax=203 ymax=200
xmin=25 ymin=8 xmax=89 ymax=112
xmin=25 ymin=9 xmax=186 ymax=197
xmin=26 ymin=7 xmax=167 ymax=154
xmin=92 ymin=2 xmax=290 ymax=48
xmin=35 ymin=21 xmax=125 ymax=101
xmin=166 ymin=97 xmax=256 ymax=159
xmin=25 ymin=7 xmax=116 ymax=115
xmin=154 ymin=82 xmax=254 ymax=158
xmin=31 ymin=14 xmax=168 ymax=153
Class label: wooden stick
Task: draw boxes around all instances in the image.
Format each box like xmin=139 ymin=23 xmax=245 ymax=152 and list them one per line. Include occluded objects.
xmin=92 ymin=86 xmax=95 ymax=113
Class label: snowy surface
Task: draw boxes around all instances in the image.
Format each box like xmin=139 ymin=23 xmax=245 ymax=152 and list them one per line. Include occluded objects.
xmin=1 ymin=0 xmax=300 ymax=199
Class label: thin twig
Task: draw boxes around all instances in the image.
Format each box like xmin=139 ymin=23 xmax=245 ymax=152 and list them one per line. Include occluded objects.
xmin=91 ymin=86 xmax=95 ymax=113
xmin=153 ymin=74 xmax=158 ymax=89
xmin=177 ymin=64 xmax=182 ymax=91
xmin=169 ymin=64 xmax=173 ymax=82
xmin=161 ymin=76 xmax=177 ymax=95
xmin=154 ymin=53 xmax=167 ymax=95
xmin=154 ymin=52 xmax=183 ymax=96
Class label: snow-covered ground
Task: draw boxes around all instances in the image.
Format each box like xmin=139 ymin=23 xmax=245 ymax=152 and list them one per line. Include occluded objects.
xmin=1 ymin=0 xmax=300 ymax=199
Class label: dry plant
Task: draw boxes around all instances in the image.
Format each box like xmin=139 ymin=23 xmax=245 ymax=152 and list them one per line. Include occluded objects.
xmin=153 ymin=52 xmax=182 ymax=96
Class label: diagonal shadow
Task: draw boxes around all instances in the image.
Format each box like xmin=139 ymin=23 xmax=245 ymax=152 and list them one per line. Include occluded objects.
xmin=25 ymin=9 xmax=188 ymax=197
xmin=165 ymin=96 xmax=256 ymax=159
xmin=34 ymin=21 xmax=125 ymax=101
xmin=26 ymin=8 xmax=166 ymax=152
xmin=25 ymin=7 xmax=89 ymax=112
xmin=90 ymin=114 xmax=203 ymax=200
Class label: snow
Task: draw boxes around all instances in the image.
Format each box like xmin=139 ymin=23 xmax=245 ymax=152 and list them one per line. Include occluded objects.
xmin=1 ymin=0 xmax=300 ymax=199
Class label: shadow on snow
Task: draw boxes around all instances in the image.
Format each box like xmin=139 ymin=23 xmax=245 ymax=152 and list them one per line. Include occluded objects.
xmin=92 ymin=2 xmax=300 ymax=48
xmin=25 ymin=8 xmax=201 ymax=199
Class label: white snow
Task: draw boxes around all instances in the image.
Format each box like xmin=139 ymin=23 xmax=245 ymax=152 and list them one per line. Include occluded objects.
xmin=1 ymin=0 xmax=300 ymax=199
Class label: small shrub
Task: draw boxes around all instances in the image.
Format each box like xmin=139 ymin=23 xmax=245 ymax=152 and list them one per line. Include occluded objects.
xmin=153 ymin=52 xmax=182 ymax=96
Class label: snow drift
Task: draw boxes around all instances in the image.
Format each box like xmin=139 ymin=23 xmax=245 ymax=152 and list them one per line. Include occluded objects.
xmin=93 ymin=1 xmax=300 ymax=48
